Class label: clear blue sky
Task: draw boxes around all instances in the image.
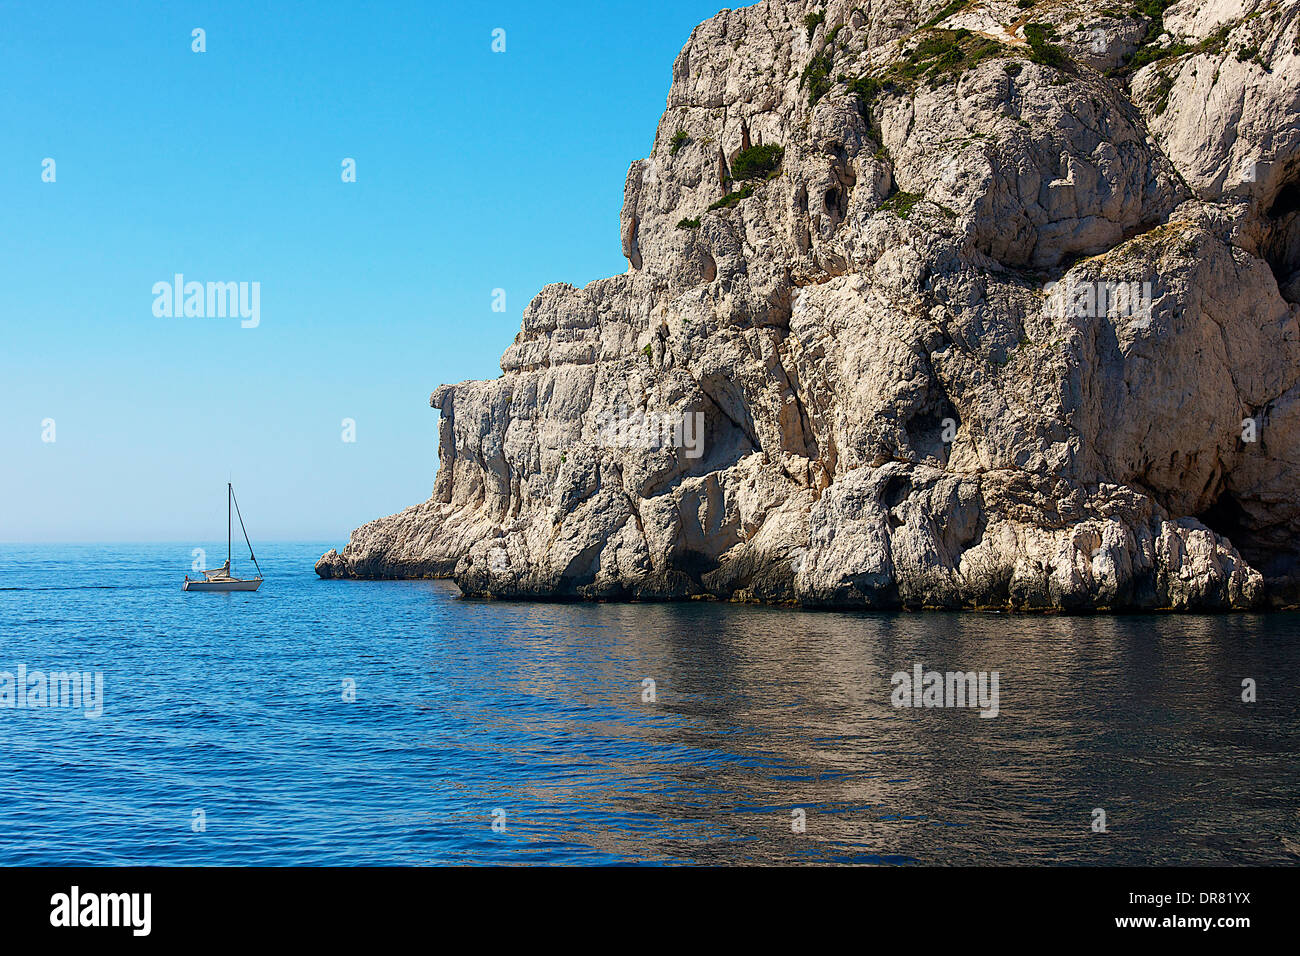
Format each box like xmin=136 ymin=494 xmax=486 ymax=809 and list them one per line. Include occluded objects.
xmin=0 ymin=0 xmax=724 ymax=542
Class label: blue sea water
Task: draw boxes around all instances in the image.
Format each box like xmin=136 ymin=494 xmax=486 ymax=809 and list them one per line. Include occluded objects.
xmin=0 ymin=542 xmax=1297 ymax=866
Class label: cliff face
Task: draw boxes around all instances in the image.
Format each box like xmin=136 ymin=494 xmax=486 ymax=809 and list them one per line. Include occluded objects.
xmin=318 ymin=0 xmax=1300 ymax=610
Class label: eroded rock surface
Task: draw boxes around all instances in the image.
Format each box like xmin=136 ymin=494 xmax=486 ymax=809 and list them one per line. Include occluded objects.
xmin=318 ymin=0 xmax=1300 ymax=610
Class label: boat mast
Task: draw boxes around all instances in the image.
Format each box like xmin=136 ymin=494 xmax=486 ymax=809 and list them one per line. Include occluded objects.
xmin=229 ymin=484 xmax=263 ymax=579
xmin=227 ymin=482 xmax=232 ymax=569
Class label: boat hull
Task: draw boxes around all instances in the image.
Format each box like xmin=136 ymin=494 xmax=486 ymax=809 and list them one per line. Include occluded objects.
xmin=183 ymin=578 xmax=262 ymax=592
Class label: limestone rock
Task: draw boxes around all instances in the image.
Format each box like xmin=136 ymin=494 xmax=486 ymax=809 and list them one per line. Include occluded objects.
xmin=319 ymin=0 xmax=1300 ymax=610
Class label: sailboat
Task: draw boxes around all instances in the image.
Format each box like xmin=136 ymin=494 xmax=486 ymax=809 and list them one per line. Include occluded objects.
xmin=183 ymin=483 xmax=264 ymax=592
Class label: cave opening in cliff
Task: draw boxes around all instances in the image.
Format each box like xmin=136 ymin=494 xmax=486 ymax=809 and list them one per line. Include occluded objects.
xmin=881 ymin=475 xmax=912 ymax=510
xmin=904 ymin=399 xmax=961 ymax=465
xmin=700 ymin=249 xmax=717 ymax=283
xmin=1263 ymin=172 xmax=1300 ymax=295
xmin=1268 ymin=178 xmax=1300 ymax=220
xmin=677 ymin=548 xmax=720 ymax=587
xmin=1195 ymin=490 xmax=1251 ymax=550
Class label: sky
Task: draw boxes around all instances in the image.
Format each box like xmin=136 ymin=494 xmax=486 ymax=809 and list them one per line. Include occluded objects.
xmin=0 ymin=0 xmax=726 ymax=543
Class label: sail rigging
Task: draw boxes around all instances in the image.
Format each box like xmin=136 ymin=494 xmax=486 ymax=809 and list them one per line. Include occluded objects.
xmin=229 ymin=484 xmax=263 ymax=578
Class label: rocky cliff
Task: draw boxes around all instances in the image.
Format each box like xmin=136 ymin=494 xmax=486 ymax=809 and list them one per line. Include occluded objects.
xmin=318 ymin=0 xmax=1300 ymax=610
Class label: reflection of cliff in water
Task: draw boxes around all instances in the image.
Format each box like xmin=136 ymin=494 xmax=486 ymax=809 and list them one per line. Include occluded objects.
xmin=430 ymin=600 xmax=1300 ymax=864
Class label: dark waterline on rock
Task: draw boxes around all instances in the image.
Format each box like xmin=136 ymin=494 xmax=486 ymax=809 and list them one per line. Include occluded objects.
xmin=2 ymin=543 xmax=1296 ymax=865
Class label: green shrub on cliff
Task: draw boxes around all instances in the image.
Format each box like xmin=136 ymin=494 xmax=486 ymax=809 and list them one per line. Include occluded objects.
xmin=881 ymin=190 xmax=923 ymax=219
xmin=802 ymin=48 xmax=836 ymax=104
xmin=1024 ymin=22 xmax=1068 ymax=69
xmin=922 ymin=1 xmax=968 ymax=29
xmin=730 ymin=144 xmax=784 ymax=180
xmin=889 ymin=29 xmax=1007 ymax=85
xmin=708 ymin=183 xmax=755 ymax=210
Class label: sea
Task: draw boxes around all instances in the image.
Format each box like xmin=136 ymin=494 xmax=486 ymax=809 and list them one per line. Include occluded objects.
xmin=1 ymin=543 xmax=1297 ymax=865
